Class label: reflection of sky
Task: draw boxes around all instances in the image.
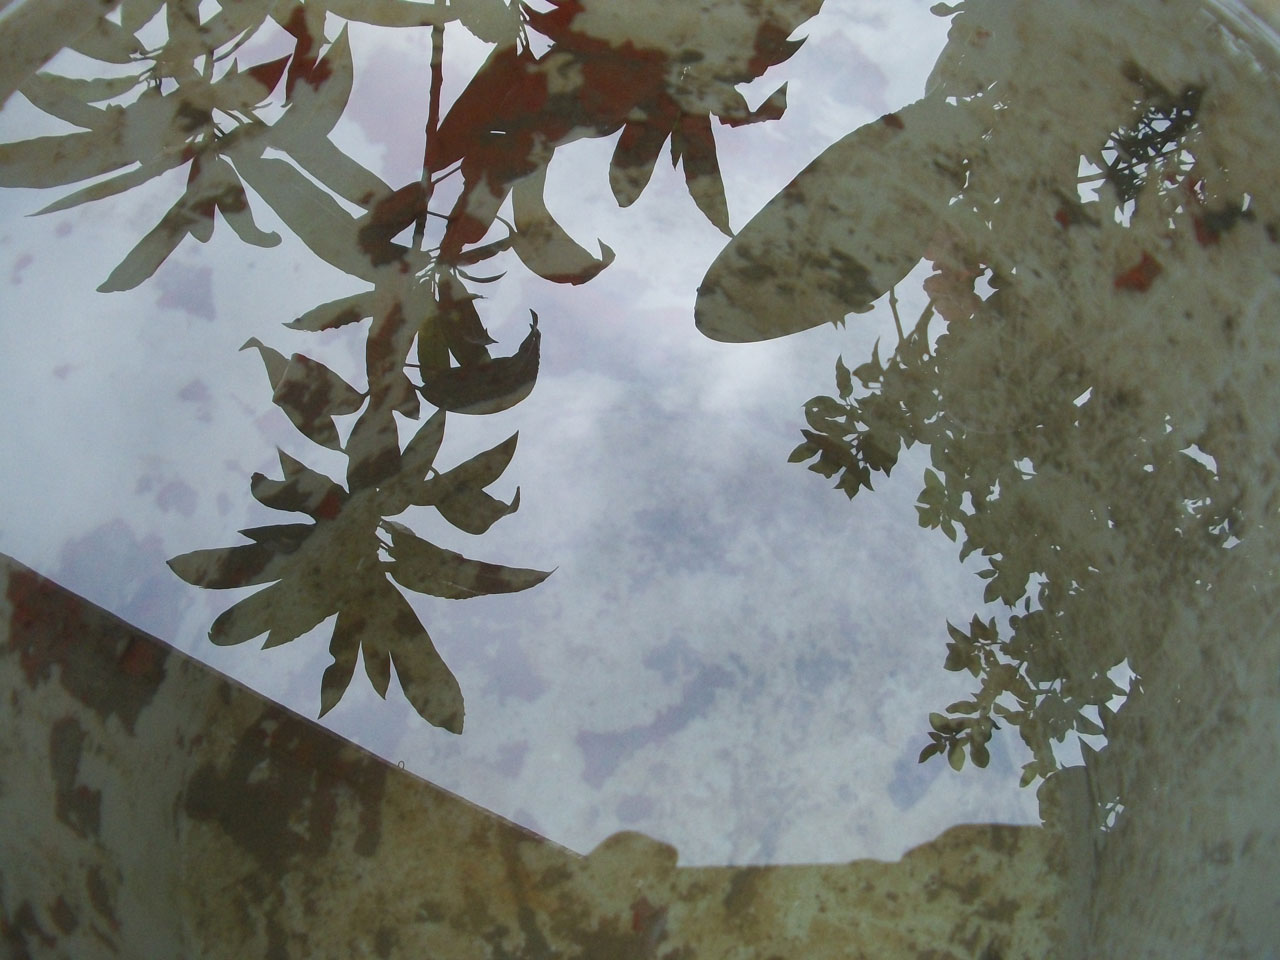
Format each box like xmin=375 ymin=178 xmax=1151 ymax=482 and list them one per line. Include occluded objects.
xmin=0 ymin=0 xmax=1041 ymax=865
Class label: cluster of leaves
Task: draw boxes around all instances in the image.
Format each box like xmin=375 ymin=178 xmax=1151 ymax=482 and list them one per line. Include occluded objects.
xmin=1 ymin=0 xmax=817 ymax=729
xmin=788 ymin=77 xmax=1246 ymax=784
xmin=1103 ymin=65 xmax=1202 ymax=204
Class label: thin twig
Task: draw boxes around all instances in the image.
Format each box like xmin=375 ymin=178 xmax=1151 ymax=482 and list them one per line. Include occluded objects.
xmin=413 ymin=21 xmax=446 ymax=250
xmin=888 ymin=285 xmax=906 ymax=344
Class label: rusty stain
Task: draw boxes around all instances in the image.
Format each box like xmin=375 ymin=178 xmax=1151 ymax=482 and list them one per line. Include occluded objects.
xmin=7 ymin=568 xmax=167 ymax=732
xmin=0 ymin=556 xmax=1120 ymax=955
xmin=49 ymin=896 xmax=77 ymax=935
xmin=84 ymin=865 xmax=119 ymax=932
xmin=49 ymin=716 xmax=101 ymax=839
xmin=183 ymin=707 xmax=388 ymax=874
xmin=1113 ymin=251 xmax=1162 ymax=291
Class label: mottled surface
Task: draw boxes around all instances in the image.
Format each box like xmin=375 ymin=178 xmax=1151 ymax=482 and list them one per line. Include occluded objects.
xmin=1 ymin=554 xmax=1081 ymax=958
xmin=2 ymin=0 xmax=1280 ymax=956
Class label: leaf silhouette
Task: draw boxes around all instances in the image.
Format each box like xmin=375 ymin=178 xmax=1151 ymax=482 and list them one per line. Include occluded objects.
xmin=346 ymin=399 xmax=402 ymax=491
xmin=167 ymin=540 xmax=295 ymax=589
xmin=320 ymin=614 xmax=360 ymax=715
xmin=96 ymin=198 xmax=203 ymax=292
xmin=18 ymin=71 xmax=132 ymax=129
xmin=251 ymin=450 xmax=348 ymax=519
xmin=319 ymin=574 xmax=463 ymax=733
xmin=394 ymin=409 xmax=447 ymax=497
xmin=435 ymin=274 xmax=497 ymax=365
xmin=716 ymin=84 xmax=789 ymax=128
xmin=69 ymin=16 xmax=144 ymax=64
xmin=420 ymin=312 xmax=540 ymax=415
xmin=5 ymin=0 xmax=812 ymax=736
xmin=94 ymin=157 xmax=279 ymax=292
xmin=243 ymin=337 xmax=365 ymax=449
xmin=204 ymin=578 xmax=336 ymax=649
xmin=609 ymin=105 xmax=678 ymax=207
xmin=381 ymin=586 xmax=465 ymax=733
xmin=415 ymin=432 xmax=519 ymax=531
xmin=288 ymin=291 xmax=375 ymax=332
xmin=696 ymin=93 xmax=987 ymax=342
xmin=511 ymin=166 xmax=615 ymax=284
xmin=671 ymin=113 xmax=732 ymax=236
xmin=169 ymin=406 xmax=533 ymax=731
xmin=233 ymin=154 xmax=425 ymax=280
xmin=385 ymin=521 xmax=551 ymax=599
xmin=33 ymin=155 xmax=186 ymax=214
xmin=356 ymin=181 xmax=427 ymax=266
xmin=0 ymin=126 xmax=138 ymax=190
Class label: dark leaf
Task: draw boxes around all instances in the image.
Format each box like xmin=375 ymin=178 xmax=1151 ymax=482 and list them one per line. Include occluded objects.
xmin=69 ymin=16 xmax=145 ymax=63
xmin=250 ymin=449 xmax=348 ymax=519
xmin=788 ymin=440 xmax=820 ymax=464
xmin=167 ymin=542 xmax=291 ymax=589
xmin=835 ymin=356 xmax=854 ymax=400
xmin=385 ymin=522 xmax=551 ymax=599
xmin=19 ymin=73 xmax=111 ymax=129
xmin=918 ymin=741 xmax=944 ymax=763
xmin=416 ymin=300 xmax=452 ymax=375
xmin=212 ymin=163 xmax=281 ymax=247
xmin=238 ymin=523 xmax=314 ymax=553
xmin=270 ymin=351 xmax=366 ymax=450
xmin=426 ymin=42 xmax=527 ymax=173
xmin=512 ymin=165 xmax=615 ymax=284
xmin=388 ymin=612 xmax=464 ymax=734
xmin=97 ymin=196 xmax=201 ymax=291
xmin=319 ymin=618 xmax=359 ymax=716
xmin=400 ymin=408 xmax=447 ymax=482
xmin=696 ymin=94 xmax=983 ymax=341
xmin=420 ymin=312 xmax=539 ymax=415
xmin=232 ymin=154 xmax=387 ymax=282
xmin=242 ymin=337 xmax=289 ymax=390
xmin=609 ymin=106 xmax=677 ymax=208
xmin=288 ymin=292 xmax=374 ymax=331
xmin=328 ymin=605 xmax=391 ymax=698
xmin=355 ymin=181 xmax=426 ymax=266
xmin=672 ymin=113 xmax=731 ymax=236
xmin=436 ymin=485 xmax=521 ymax=536
xmin=416 ymin=433 xmax=518 ymax=522
xmin=207 ymin=580 xmax=334 ymax=648
xmin=346 ymin=400 xmax=402 ymax=491
xmin=437 ymin=274 xmax=497 ymax=365
xmin=970 ymin=740 xmax=990 ymax=768
xmin=716 ymin=84 xmax=788 ymax=128
xmin=0 ymin=128 xmax=133 ymax=189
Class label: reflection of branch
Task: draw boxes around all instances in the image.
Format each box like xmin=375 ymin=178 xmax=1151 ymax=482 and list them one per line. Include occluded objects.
xmin=740 ymin=19 xmax=1257 ymax=799
xmin=413 ymin=21 xmax=445 ymax=250
xmin=2 ymin=0 xmax=818 ymax=732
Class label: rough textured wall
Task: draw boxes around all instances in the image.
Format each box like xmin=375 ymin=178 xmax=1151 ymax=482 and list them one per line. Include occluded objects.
xmin=0 ymin=553 xmax=1082 ymax=959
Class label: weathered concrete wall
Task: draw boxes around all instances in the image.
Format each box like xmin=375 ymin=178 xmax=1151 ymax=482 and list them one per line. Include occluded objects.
xmin=1 ymin=553 xmax=1083 ymax=959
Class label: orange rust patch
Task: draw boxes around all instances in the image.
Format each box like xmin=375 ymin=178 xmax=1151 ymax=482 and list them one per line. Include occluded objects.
xmin=1114 ymin=252 xmax=1162 ymax=291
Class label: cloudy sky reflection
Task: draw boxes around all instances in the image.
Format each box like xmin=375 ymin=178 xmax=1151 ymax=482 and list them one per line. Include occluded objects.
xmin=0 ymin=0 xmax=1044 ymax=865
